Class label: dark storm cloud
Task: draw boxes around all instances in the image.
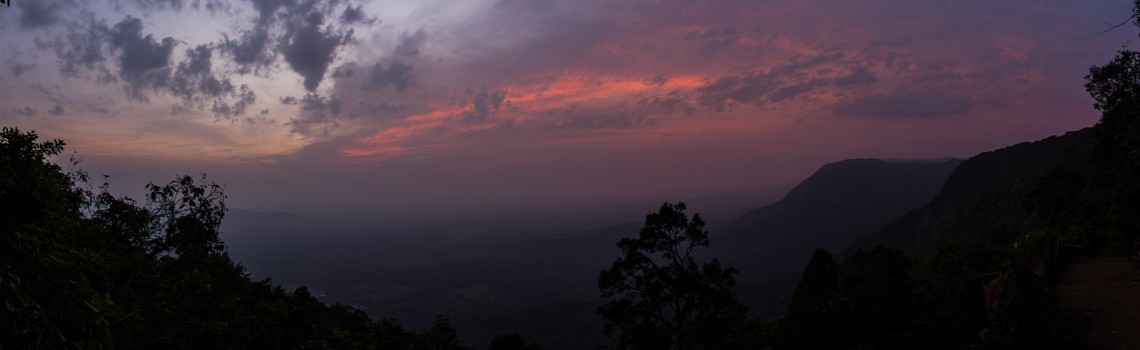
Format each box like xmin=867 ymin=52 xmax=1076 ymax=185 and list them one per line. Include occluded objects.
xmin=280 ymin=96 xmax=300 ymax=105
xmin=362 ymin=60 xmax=412 ymax=92
xmin=282 ymin=12 xmax=351 ymax=91
xmin=457 ymin=88 xmax=508 ymax=122
xmin=18 ymin=0 xmax=64 ymax=30
xmin=108 ymin=17 xmax=178 ymax=102
xmin=833 ymin=90 xmax=974 ymax=119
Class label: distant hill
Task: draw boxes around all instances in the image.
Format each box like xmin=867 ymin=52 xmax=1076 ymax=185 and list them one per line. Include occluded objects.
xmin=718 ymin=158 xmax=961 ymax=266
xmin=850 ymin=128 xmax=1095 ymax=254
xmin=713 ymin=158 xmax=961 ymax=315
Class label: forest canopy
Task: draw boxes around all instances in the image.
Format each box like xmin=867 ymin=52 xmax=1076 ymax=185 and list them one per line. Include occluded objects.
xmin=0 ymin=127 xmax=491 ymax=349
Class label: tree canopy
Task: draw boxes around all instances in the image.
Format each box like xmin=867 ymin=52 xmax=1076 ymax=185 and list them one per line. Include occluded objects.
xmin=0 ymin=127 xmax=490 ymax=349
xmin=598 ymin=202 xmax=747 ymax=350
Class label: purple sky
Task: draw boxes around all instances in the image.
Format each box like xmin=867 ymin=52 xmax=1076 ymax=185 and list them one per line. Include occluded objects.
xmin=0 ymin=0 xmax=1133 ymax=218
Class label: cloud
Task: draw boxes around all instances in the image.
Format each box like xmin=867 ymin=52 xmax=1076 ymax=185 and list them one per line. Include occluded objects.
xmin=393 ymin=29 xmax=428 ymax=58
xmin=695 ymin=69 xmax=778 ymax=109
xmin=168 ymin=45 xmax=255 ymax=117
xmin=281 ymin=12 xmax=351 ymax=91
xmin=49 ymin=105 xmax=65 ymax=116
xmin=684 ymin=25 xmax=743 ymax=53
xmin=636 ymin=90 xmax=694 ymax=116
xmin=11 ymin=63 xmax=35 ymax=77
xmin=834 ymin=67 xmax=878 ymax=87
xmin=547 ymin=110 xmax=651 ymax=130
xmin=695 ymin=54 xmax=879 ymax=109
xmin=106 ymin=17 xmax=178 ymax=102
xmin=249 ymin=0 xmax=297 ymax=24
xmin=47 ymin=16 xmax=258 ymax=117
xmin=18 ymin=0 xmax=64 ymax=30
xmin=284 ymin=93 xmax=346 ymax=135
xmin=220 ymin=26 xmax=276 ymax=75
xmin=767 ymin=79 xmax=828 ymax=102
xmin=362 ymin=60 xmax=413 ymax=92
xmin=458 ymin=88 xmax=508 ymax=122
xmin=13 ymin=107 xmax=39 ymax=116
xmin=117 ymin=0 xmax=229 ymax=13
xmin=217 ymin=0 xmax=367 ymax=77
xmin=340 ymin=4 xmax=378 ymax=26
xmin=54 ymin=20 xmax=114 ymax=81
xmin=642 ymin=74 xmax=669 ymax=87
xmin=208 ymin=85 xmax=257 ymax=117
xmin=833 ymin=90 xmax=974 ymax=119
xmin=300 ymin=92 xmax=342 ymax=114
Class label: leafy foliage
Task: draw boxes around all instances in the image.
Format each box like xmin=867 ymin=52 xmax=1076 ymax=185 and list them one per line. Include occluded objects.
xmin=0 ymin=127 xmax=486 ymax=349
xmin=598 ymin=202 xmax=747 ymax=349
xmin=1079 ymin=46 xmax=1140 ymax=254
xmin=979 ymin=262 xmax=1078 ymax=349
xmin=779 ymin=248 xmax=846 ymax=349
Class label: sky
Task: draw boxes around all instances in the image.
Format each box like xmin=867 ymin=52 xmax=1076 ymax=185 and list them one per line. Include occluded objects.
xmin=0 ymin=0 xmax=1134 ymax=218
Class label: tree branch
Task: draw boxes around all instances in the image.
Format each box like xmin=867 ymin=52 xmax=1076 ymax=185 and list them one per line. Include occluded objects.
xmin=1096 ymin=13 xmax=1138 ymax=35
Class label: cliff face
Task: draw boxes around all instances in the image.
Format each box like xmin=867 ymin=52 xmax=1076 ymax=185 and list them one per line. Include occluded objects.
xmin=850 ymin=128 xmax=1095 ymax=254
xmin=718 ymin=158 xmax=960 ymax=271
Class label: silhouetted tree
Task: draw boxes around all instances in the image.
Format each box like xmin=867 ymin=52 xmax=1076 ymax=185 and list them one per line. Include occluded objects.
xmin=839 ymin=246 xmax=912 ymax=348
xmin=780 ymin=248 xmax=846 ymax=349
xmin=909 ymin=243 xmax=1004 ymax=347
xmin=1084 ymin=38 xmax=1140 ymax=254
xmin=0 ymin=126 xmax=491 ymax=349
xmin=411 ymin=317 xmax=472 ymax=350
xmin=598 ymin=202 xmax=747 ymax=349
xmin=0 ymin=127 xmax=107 ymax=349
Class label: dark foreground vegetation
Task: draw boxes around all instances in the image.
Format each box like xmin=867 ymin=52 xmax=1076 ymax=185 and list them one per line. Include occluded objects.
xmin=6 ymin=4 xmax=1140 ymax=349
xmin=1 ymin=126 xmax=523 ymax=349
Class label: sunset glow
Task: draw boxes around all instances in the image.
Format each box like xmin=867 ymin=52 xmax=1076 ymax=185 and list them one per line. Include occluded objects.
xmin=0 ymin=0 xmax=1132 ymax=214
